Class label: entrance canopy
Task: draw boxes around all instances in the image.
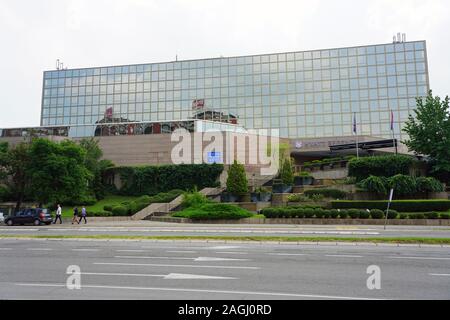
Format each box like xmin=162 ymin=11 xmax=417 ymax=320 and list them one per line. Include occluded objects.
xmin=329 ymin=139 xmax=398 ymax=152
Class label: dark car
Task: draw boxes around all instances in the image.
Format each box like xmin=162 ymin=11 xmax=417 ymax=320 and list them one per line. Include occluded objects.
xmin=4 ymin=208 xmax=53 ymax=226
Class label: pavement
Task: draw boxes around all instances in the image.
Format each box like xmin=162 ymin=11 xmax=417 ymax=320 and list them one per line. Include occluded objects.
xmin=0 ymin=238 xmax=450 ymax=300
xmin=1 ymin=220 xmax=450 ymax=239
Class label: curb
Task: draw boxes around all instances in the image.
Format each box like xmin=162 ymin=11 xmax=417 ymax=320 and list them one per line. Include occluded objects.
xmin=0 ymin=236 xmax=448 ymax=248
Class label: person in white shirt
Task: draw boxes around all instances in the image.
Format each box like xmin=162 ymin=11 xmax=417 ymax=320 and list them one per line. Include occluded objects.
xmin=54 ymin=204 xmax=62 ymax=224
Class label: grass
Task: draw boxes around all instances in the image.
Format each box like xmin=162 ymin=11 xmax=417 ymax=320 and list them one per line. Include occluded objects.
xmin=60 ymin=195 xmax=139 ymax=217
xmin=1 ymin=234 xmax=449 ymax=245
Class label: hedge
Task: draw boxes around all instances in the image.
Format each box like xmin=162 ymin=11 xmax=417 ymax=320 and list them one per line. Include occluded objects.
xmin=172 ymin=203 xmax=252 ymax=220
xmin=304 ymin=189 xmax=348 ymax=199
xmin=331 ymin=200 xmax=450 ymax=212
xmin=260 ymin=207 xmax=401 ymax=219
xmin=111 ymin=205 xmax=128 ymax=216
xmin=348 ymin=155 xmax=415 ymax=181
xmin=358 ymin=175 xmax=444 ymax=196
xmin=109 ymin=164 xmax=224 ymax=196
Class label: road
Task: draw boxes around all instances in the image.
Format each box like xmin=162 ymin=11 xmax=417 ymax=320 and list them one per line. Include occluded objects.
xmin=1 ymin=221 xmax=450 ymax=239
xmin=0 ymin=238 xmax=449 ymax=300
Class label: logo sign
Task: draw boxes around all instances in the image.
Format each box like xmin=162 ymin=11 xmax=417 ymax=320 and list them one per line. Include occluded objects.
xmin=192 ymin=99 xmax=205 ymax=110
xmin=295 ymin=141 xmax=303 ymax=149
xmin=207 ymin=151 xmax=222 ymax=164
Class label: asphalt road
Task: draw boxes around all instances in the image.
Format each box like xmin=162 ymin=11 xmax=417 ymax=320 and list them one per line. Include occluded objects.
xmin=0 ymin=238 xmax=449 ymax=300
xmin=1 ymin=221 xmax=450 ymax=239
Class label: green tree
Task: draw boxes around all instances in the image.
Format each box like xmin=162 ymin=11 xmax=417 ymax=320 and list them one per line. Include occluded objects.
xmin=280 ymin=158 xmax=294 ymax=186
xmin=27 ymin=139 xmax=92 ymax=206
xmin=403 ymin=91 xmax=450 ymax=177
xmin=226 ymin=160 xmax=248 ymax=195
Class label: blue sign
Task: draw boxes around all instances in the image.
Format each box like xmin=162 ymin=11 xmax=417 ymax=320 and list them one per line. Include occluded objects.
xmin=207 ymin=152 xmax=223 ymax=164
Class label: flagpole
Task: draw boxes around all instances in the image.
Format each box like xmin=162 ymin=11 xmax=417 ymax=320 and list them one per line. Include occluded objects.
xmin=354 ymin=113 xmax=359 ymax=159
xmin=391 ymin=109 xmax=398 ymax=155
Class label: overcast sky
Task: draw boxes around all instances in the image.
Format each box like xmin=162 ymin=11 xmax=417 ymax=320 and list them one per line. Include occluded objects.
xmin=0 ymin=0 xmax=449 ymax=128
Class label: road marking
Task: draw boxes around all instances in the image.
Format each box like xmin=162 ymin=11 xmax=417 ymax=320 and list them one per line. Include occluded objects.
xmin=114 ymin=255 xmax=249 ymax=262
xmin=73 ymin=272 xmax=237 ymax=280
xmin=116 ymin=250 xmax=146 ymax=253
xmin=216 ymin=252 xmax=248 ymax=255
xmin=14 ymin=283 xmax=383 ymax=300
xmin=325 ymin=255 xmax=363 ymax=258
xmin=267 ymin=253 xmax=308 ymax=256
xmin=0 ymin=248 xmax=12 ymax=251
xmin=26 ymin=248 xmax=52 ymax=251
xmin=72 ymin=249 xmax=99 ymax=252
xmin=167 ymin=251 xmax=198 ymax=254
xmin=388 ymin=256 xmax=450 ymax=261
xmin=93 ymin=262 xmax=260 ymax=270
xmin=429 ymin=274 xmax=450 ymax=277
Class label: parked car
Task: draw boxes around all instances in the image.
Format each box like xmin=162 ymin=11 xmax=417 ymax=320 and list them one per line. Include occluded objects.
xmin=4 ymin=208 xmax=52 ymax=226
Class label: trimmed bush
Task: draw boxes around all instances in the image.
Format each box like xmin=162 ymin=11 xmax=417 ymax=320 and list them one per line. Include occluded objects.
xmin=226 ymin=160 xmax=248 ymax=195
xmin=348 ymin=209 xmax=361 ymax=219
xmin=280 ymin=158 xmax=294 ymax=186
xmin=385 ymin=209 xmax=399 ymax=219
xmin=111 ymin=205 xmax=128 ymax=216
xmin=103 ymin=205 xmax=113 ymax=212
xmin=440 ymin=213 xmax=450 ymax=220
xmin=416 ymin=177 xmax=444 ymax=193
xmin=338 ymin=210 xmax=349 ymax=219
xmin=359 ymin=210 xmax=371 ymax=219
xmin=370 ymin=209 xmax=384 ymax=219
xmin=304 ymin=189 xmax=348 ymax=199
xmin=88 ymin=211 xmax=113 ymax=217
xmin=314 ymin=208 xmax=325 ymax=219
xmin=424 ymin=212 xmax=440 ymax=219
xmin=399 ymin=213 xmax=409 ymax=220
xmin=303 ymin=208 xmax=315 ymax=218
xmin=331 ymin=200 xmax=450 ymax=212
xmin=172 ymin=203 xmax=252 ymax=220
xmin=410 ymin=213 xmax=425 ymax=220
xmin=181 ymin=191 xmax=210 ymax=208
xmin=330 ymin=209 xmax=340 ymax=219
xmin=348 ymin=155 xmax=414 ymax=181
xmin=287 ymin=194 xmax=310 ymax=203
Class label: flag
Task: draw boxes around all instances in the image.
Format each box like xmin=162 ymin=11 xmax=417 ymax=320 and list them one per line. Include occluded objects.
xmin=353 ymin=113 xmax=357 ymax=135
xmin=390 ymin=110 xmax=394 ymax=132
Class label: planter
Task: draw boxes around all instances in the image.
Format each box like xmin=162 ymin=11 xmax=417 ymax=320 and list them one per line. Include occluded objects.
xmin=220 ymin=193 xmax=239 ymax=203
xmin=272 ymin=184 xmax=293 ymax=194
xmin=294 ymin=176 xmax=314 ymax=186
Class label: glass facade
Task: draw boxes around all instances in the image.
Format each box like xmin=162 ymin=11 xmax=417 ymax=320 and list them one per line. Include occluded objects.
xmin=41 ymin=41 xmax=429 ymax=139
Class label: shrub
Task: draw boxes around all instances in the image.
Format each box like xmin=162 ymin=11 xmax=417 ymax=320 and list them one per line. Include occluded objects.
xmin=88 ymin=211 xmax=113 ymax=217
xmin=424 ymin=212 xmax=440 ymax=219
xmin=287 ymin=194 xmax=310 ymax=203
xmin=310 ymin=194 xmax=325 ymax=202
xmin=338 ymin=210 xmax=349 ymax=219
xmin=173 ymin=203 xmax=252 ymax=220
xmin=348 ymin=209 xmax=361 ymax=219
xmin=280 ymin=158 xmax=294 ymax=186
xmin=388 ymin=175 xmax=417 ymax=196
xmin=181 ymin=191 xmax=210 ymax=208
xmin=370 ymin=209 xmax=384 ymax=219
xmin=295 ymin=171 xmax=313 ymax=177
xmin=410 ymin=213 xmax=425 ymax=220
xmin=314 ymin=208 xmax=325 ymax=219
xmin=303 ymin=208 xmax=315 ymax=218
xmin=226 ymin=160 xmax=248 ymax=195
xmin=348 ymin=155 xmax=414 ymax=182
xmin=357 ymin=176 xmax=388 ymax=195
xmin=384 ymin=209 xmax=398 ymax=219
xmin=103 ymin=205 xmax=113 ymax=212
xmin=440 ymin=213 xmax=450 ymax=220
xmin=330 ymin=209 xmax=340 ymax=219
xmin=111 ymin=205 xmax=128 ymax=216
xmin=359 ymin=210 xmax=371 ymax=219
xmin=304 ymin=189 xmax=348 ymax=199
xmin=331 ymin=200 xmax=450 ymax=212
xmin=399 ymin=213 xmax=409 ymax=219
xmin=416 ymin=177 xmax=444 ymax=193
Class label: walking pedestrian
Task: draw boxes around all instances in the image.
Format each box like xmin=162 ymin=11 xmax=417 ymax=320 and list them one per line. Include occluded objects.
xmin=79 ymin=206 xmax=87 ymax=224
xmin=54 ymin=204 xmax=62 ymax=224
xmin=71 ymin=207 xmax=79 ymax=224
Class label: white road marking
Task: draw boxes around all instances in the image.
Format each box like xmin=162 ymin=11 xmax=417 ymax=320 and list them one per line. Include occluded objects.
xmin=114 ymin=256 xmax=249 ymax=262
xmin=14 ymin=283 xmax=383 ymax=300
xmin=72 ymin=249 xmax=99 ymax=252
xmin=94 ymin=262 xmax=260 ymax=270
xmin=71 ymin=272 xmax=237 ymax=280
xmin=325 ymin=255 xmax=363 ymax=258
xmin=167 ymin=251 xmax=198 ymax=254
xmin=0 ymin=248 xmax=12 ymax=251
xmin=26 ymin=248 xmax=52 ymax=251
xmin=429 ymin=274 xmax=450 ymax=277
xmin=216 ymin=252 xmax=248 ymax=255
xmin=268 ymin=253 xmax=308 ymax=256
xmin=388 ymin=256 xmax=450 ymax=261
xmin=116 ymin=250 xmax=146 ymax=253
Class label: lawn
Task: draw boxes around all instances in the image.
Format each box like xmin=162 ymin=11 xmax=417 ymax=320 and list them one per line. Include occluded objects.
xmin=60 ymin=195 xmax=139 ymax=217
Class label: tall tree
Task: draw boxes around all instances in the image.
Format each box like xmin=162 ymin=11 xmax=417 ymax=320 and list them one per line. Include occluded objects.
xmin=403 ymin=91 xmax=450 ymax=178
